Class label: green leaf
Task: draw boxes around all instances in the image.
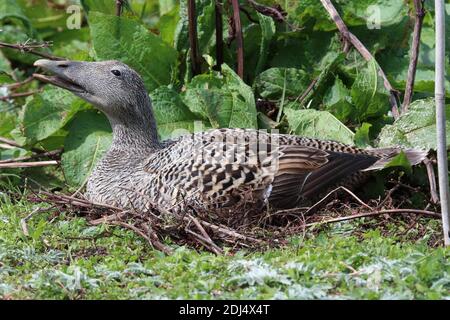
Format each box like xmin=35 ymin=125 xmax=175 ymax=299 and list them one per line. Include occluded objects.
xmin=158 ymin=4 xmax=180 ymax=46
xmin=383 ymin=151 xmax=412 ymax=175
xmin=81 ymin=0 xmax=116 ymax=15
xmin=288 ymin=0 xmax=407 ymax=31
xmin=323 ymin=77 xmax=354 ymax=122
xmin=61 ymin=110 xmax=112 ymax=187
xmin=16 ymin=0 xmax=67 ymax=30
xmin=151 ymin=86 xmax=208 ymax=140
xmin=350 ymin=59 xmax=390 ymax=120
xmin=0 ymin=112 xmax=17 ymax=138
xmin=11 ymin=87 xmax=86 ymax=146
xmin=89 ymin=12 xmax=178 ymax=91
xmin=254 ymin=68 xmax=310 ymax=100
xmin=182 ymin=64 xmax=257 ymax=129
xmin=378 ymin=98 xmax=450 ymax=150
xmin=354 ymin=122 xmax=372 ymax=148
xmin=0 ymin=25 xmax=41 ymax=65
xmin=285 ymin=109 xmax=354 ymax=145
xmin=0 ymin=0 xmax=32 ymax=33
xmin=0 ymin=50 xmax=13 ymax=76
xmin=255 ymin=12 xmax=275 ymax=76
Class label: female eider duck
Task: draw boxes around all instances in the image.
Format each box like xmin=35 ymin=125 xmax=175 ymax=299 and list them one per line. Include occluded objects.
xmin=33 ymin=59 xmax=426 ymax=213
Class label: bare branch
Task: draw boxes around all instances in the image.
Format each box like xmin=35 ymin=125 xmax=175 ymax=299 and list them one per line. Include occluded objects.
xmin=0 ymin=160 xmax=58 ymax=169
xmin=0 ymin=41 xmax=64 ymax=61
xmin=319 ymin=0 xmax=401 ymax=119
xmin=231 ymin=0 xmax=244 ymax=78
xmin=247 ymin=0 xmax=286 ymax=23
xmin=188 ymin=0 xmax=201 ymax=75
xmin=116 ymin=0 xmax=123 ymax=16
xmin=402 ymin=0 xmax=426 ymax=112
xmin=0 ymin=90 xmax=41 ymax=101
xmin=0 ymin=149 xmax=61 ymax=164
xmin=305 ymin=209 xmax=441 ymax=228
xmin=214 ymin=0 xmax=224 ymax=71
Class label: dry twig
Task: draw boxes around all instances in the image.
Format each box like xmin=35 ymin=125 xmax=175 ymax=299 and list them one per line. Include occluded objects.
xmin=0 ymin=40 xmax=63 ymax=60
xmin=230 ymin=0 xmax=244 ymax=78
xmin=319 ymin=0 xmax=401 ymax=119
xmin=402 ymin=0 xmax=426 ymax=112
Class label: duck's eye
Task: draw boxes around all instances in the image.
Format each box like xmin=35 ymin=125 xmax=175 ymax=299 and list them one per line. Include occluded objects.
xmin=111 ymin=69 xmax=121 ymax=76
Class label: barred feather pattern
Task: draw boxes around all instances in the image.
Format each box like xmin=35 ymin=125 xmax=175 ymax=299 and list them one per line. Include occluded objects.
xmin=84 ymin=128 xmax=413 ymax=213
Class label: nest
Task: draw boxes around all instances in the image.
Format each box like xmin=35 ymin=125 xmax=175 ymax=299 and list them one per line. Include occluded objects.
xmin=25 ymin=181 xmax=444 ymax=255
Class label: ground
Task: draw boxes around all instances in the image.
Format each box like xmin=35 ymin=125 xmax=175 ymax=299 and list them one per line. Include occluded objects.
xmin=0 ymin=192 xmax=449 ymax=300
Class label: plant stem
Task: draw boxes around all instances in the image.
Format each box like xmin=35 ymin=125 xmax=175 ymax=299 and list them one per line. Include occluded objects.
xmin=214 ymin=0 xmax=224 ymax=71
xmin=0 ymin=41 xmax=63 ymax=61
xmin=434 ymin=0 xmax=449 ymax=245
xmin=231 ymin=0 xmax=244 ymax=79
xmin=116 ymin=0 xmax=123 ymax=16
xmin=0 ymin=90 xmax=41 ymax=101
xmin=402 ymin=0 xmax=425 ymax=112
xmin=319 ymin=0 xmax=401 ymax=119
xmin=188 ymin=0 xmax=200 ymax=75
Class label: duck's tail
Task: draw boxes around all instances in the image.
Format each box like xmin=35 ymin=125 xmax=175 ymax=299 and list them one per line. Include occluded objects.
xmin=362 ymin=148 xmax=428 ymax=171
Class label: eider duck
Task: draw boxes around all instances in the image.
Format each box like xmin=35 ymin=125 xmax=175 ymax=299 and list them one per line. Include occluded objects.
xmin=33 ymin=59 xmax=427 ymax=213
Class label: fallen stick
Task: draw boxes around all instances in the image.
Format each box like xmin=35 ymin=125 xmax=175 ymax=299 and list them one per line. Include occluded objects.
xmin=305 ymin=186 xmax=372 ymax=215
xmin=110 ymin=220 xmax=172 ymax=254
xmin=0 ymin=160 xmax=58 ymax=168
xmin=0 ymin=149 xmax=61 ymax=164
xmin=424 ymin=158 xmax=440 ymax=204
xmin=305 ymin=208 xmax=440 ymax=227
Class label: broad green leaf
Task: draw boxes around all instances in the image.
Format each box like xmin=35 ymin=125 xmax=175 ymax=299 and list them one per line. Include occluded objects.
xmin=158 ymin=4 xmax=180 ymax=46
xmin=174 ymin=0 xmax=216 ymax=53
xmin=354 ymin=122 xmax=372 ymax=148
xmin=0 ymin=112 xmax=16 ymax=138
xmin=10 ymin=87 xmax=86 ymax=146
xmin=151 ymin=86 xmax=208 ymax=140
xmin=81 ymin=0 xmax=116 ymax=15
xmin=89 ymin=12 xmax=178 ymax=91
xmin=285 ymin=109 xmax=354 ymax=145
xmin=350 ymin=59 xmax=390 ymax=120
xmin=62 ymin=110 xmax=112 ymax=187
xmin=255 ymin=13 xmax=276 ymax=76
xmin=288 ymin=0 xmax=407 ymax=31
xmin=254 ymin=68 xmax=310 ymax=100
xmin=383 ymin=151 xmax=412 ymax=175
xmin=16 ymin=0 xmax=67 ymax=29
xmin=183 ymin=64 xmax=257 ymax=129
xmin=378 ymin=98 xmax=450 ymax=150
xmin=323 ymin=77 xmax=354 ymax=122
xmin=0 ymin=50 xmax=13 ymax=77
xmin=159 ymin=0 xmax=177 ymax=16
xmin=0 ymin=0 xmax=32 ymax=32
xmin=50 ymin=28 xmax=91 ymax=60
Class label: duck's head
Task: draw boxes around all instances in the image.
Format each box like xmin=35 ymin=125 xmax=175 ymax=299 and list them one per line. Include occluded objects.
xmin=33 ymin=59 xmax=151 ymax=120
xmin=33 ymin=59 xmax=159 ymax=146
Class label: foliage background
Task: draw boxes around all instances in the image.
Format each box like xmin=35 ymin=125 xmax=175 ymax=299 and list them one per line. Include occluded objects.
xmin=0 ymin=0 xmax=449 ymax=299
xmin=0 ymin=0 xmax=449 ymax=187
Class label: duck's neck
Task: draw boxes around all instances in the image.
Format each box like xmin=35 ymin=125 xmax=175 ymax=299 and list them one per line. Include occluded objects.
xmin=108 ymin=100 xmax=161 ymax=152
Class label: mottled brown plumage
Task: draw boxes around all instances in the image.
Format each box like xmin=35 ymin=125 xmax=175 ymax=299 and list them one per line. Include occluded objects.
xmin=33 ymin=59 xmax=427 ymax=213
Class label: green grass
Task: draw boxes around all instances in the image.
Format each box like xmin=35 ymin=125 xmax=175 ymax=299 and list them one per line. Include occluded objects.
xmin=0 ymin=193 xmax=449 ymax=300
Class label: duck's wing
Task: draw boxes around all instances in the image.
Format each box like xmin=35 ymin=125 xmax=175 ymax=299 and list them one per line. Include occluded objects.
xmin=269 ymin=148 xmax=378 ymax=208
xmin=143 ymin=129 xmax=379 ymax=209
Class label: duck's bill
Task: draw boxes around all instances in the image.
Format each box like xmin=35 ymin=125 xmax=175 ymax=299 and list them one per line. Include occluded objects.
xmin=33 ymin=73 xmax=85 ymax=93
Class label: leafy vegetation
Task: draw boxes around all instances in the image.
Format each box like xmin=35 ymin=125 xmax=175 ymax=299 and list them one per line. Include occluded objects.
xmin=0 ymin=0 xmax=450 ymax=299
xmin=0 ymin=192 xmax=448 ymax=299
